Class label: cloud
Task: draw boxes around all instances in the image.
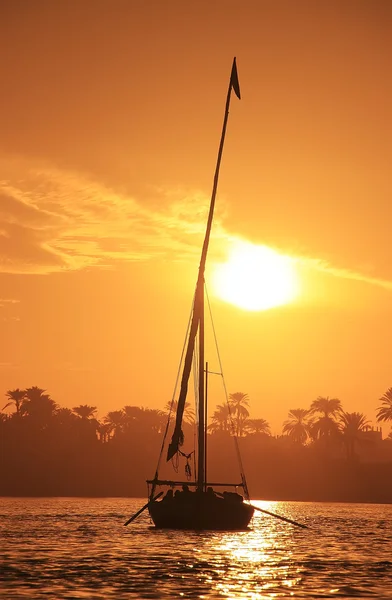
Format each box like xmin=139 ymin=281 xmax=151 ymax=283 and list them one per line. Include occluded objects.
xmin=0 ymin=362 xmax=18 ymax=370
xmin=297 ymin=257 xmax=392 ymax=292
xmin=0 ymin=298 xmax=20 ymax=321
xmin=0 ymin=154 xmax=223 ymax=274
xmin=0 ymin=153 xmax=392 ymax=296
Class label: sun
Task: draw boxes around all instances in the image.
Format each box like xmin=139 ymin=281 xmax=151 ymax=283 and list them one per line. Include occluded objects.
xmin=211 ymin=241 xmax=298 ymax=311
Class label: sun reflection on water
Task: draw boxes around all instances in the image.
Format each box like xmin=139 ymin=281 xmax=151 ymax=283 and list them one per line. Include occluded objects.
xmin=192 ymin=503 xmax=305 ymax=599
xmin=2 ymin=498 xmax=392 ymax=599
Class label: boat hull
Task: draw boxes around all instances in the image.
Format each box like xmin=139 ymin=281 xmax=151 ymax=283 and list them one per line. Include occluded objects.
xmin=148 ymin=491 xmax=254 ymax=530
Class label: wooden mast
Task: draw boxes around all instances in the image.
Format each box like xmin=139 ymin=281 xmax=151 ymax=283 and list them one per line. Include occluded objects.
xmin=205 ymin=361 xmax=208 ymax=490
xmin=196 ymin=58 xmax=240 ymax=492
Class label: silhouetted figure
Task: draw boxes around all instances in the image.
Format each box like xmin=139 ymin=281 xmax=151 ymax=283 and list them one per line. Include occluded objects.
xmin=223 ymin=491 xmax=243 ymax=502
xmin=163 ymin=489 xmax=173 ymax=502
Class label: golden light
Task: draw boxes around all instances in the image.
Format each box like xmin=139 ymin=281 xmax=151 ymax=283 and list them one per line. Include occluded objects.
xmin=212 ymin=241 xmax=298 ymax=311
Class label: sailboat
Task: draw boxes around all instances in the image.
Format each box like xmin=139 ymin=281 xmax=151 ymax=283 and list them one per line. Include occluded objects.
xmin=143 ymin=58 xmax=254 ymax=530
xmin=123 ymin=59 xmax=309 ymax=533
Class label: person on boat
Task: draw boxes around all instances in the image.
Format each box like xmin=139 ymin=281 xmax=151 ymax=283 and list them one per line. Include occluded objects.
xmin=223 ymin=490 xmax=243 ymax=502
xmin=163 ymin=489 xmax=173 ymax=502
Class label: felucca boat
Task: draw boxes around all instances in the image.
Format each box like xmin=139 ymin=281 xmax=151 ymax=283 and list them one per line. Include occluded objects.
xmin=142 ymin=58 xmax=254 ymax=530
xmin=123 ymin=58 xmax=310 ymax=533
xmin=124 ymin=59 xmax=309 ymax=533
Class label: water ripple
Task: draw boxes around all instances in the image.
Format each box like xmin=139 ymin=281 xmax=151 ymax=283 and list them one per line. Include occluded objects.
xmin=0 ymin=498 xmax=391 ymax=598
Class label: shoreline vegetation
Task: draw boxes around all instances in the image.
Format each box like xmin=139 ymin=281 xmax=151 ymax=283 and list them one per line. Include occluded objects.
xmin=1 ymin=387 xmax=392 ymax=503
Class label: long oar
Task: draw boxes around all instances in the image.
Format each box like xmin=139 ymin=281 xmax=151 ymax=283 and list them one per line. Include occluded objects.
xmin=124 ymin=492 xmax=163 ymax=526
xmin=215 ymin=491 xmax=308 ymax=530
xmin=250 ymin=503 xmax=308 ymax=529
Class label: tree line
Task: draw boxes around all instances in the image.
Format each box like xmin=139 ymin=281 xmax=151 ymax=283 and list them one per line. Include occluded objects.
xmin=4 ymin=386 xmax=392 ymax=439
xmin=1 ymin=385 xmax=392 ymax=500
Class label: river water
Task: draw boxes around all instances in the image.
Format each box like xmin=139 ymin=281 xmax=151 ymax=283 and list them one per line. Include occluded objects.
xmin=0 ymin=497 xmax=391 ymax=599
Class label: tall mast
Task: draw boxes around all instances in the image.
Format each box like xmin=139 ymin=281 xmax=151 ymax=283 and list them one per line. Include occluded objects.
xmin=167 ymin=57 xmax=241 ymax=465
xmin=196 ymin=58 xmax=241 ymax=491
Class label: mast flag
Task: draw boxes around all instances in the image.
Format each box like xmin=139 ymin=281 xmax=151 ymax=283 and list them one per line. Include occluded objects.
xmin=230 ymin=57 xmax=241 ymax=99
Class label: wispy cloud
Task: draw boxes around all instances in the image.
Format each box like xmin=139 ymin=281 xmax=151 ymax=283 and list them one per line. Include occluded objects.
xmin=0 ymin=362 xmax=18 ymax=370
xmin=297 ymin=257 xmax=392 ymax=292
xmin=1 ymin=154 xmax=391 ymax=295
xmin=0 ymin=298 xmax=20 ymax=321
xmin=0 ymin=155 xmax=223 ymax=274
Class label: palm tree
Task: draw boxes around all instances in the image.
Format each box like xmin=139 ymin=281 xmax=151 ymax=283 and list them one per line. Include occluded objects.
xmin=310 ymin=396 xmax=342 ymax=418
xmin=309 ymin=396 xmax=342 ymax=443
xmin=142 ymin=408 xmax=166 ymax=433
xmin=283 ymin=409 xmax=312 ymax=444
xmin=123 ymin=405 xmax=144 ymax=422
xmin=123 ymin=405 xmax=165 ymax=433
xmin=72 ymin=404 xmax=99 ymax=442
xmin=376 ymin=388 xmax=392 ymax=424
xmin=228 ymin=392 xmax=250 ymax=437
xmin=52 ymin=408 xmax=78 ymax=435
xmin=72 ymin=405 xmax=97 ymax=419
xmin=209 ymin=403 xmax=231 ymax=433
xmin=246 ymin=418 xmax=271 ymax=435
xmin=339 ymin=411 xmax=371 ymax=461
xmin=96 ymin=421 xmax=112 ymax=443
xmin=24 ymin=386 xmax=47 ymax=402
xmin=3 ymin=389 xmax=25 ymax=416
xmin=22 ymin=386 xmax=58 ymax=425
xmin=55 ymin=407 xmax=76 ymax=423
xmin=104 ymin=410 xmax=125 ymax=436
xmin=164 ymin=400 xmax=194 ymax=424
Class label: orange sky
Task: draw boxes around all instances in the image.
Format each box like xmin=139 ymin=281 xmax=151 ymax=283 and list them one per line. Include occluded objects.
xmin=1 ymin=0 xmax=391 ymax=435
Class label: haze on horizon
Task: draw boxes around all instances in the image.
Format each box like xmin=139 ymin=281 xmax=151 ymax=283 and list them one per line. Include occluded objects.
xmin=0 ymin=0 xmax=391 ymax=435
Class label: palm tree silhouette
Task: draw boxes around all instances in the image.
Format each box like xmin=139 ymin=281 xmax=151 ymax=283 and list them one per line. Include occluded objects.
xmin=228 ymin=392 xmax=250 ymax=437
xmin=376 ymin=388 xmax=392 ymax=424
xmin=72 ymin=404 xmax=99 ymax=441
xmin=54 ymin=407 xmax=76 ymax=425
xmin=22 ymin=387 xmax=58 ymax=424
xmin=309 ymin=396 xmax=341 ymax=443
xmin=3 ymin=388 xmax=25 ymax=416
xmin=24 ymin=386 xmax=47 ymax=401
xmin=164 ymin=400 xmax=194 ymax=424
xmin=72 ymin=405 xmax=97 ymax=419
xmin=123 ymin=405 xmax=166 ymax=433
xmin=283 ymin=409 xmax=312 ymax=444
xmin=246 ymin=418 xmax=271 ymax=435
xmin=96 ymin=421 xmax=112 ymax=443
xmin=104 ymin=410 xmax=125 ymax=436
xmin=339 ymin=411 xmax=371 ymax=461
xmin=209 ymin=403 xmax=231 ymax=433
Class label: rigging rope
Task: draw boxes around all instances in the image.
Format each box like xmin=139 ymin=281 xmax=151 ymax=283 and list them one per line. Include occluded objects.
xmin=205 ymin=284 xmax=251 ymax=500
xmin=150 ymin=282 xmax=252 ymax=500
xmin=150 ymin=294 xmax=195 ymax=498
xmin=193 ymin=334 xmax=199 ymax=428
xmin=179 ymin=449 xmax=195 ymax=479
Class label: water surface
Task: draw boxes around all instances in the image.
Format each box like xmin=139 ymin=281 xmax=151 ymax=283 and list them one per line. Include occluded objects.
xmin=1 ymin=497 xmax=391 ymax=598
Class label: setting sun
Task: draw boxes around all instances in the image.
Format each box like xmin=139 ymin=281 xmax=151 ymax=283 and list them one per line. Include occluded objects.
xmin=212 ymin=241 xmax=298 ymax=311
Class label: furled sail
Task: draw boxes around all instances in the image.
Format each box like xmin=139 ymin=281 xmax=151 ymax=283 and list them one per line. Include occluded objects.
xmin=166 ymin=280 xmax=202 ymax=461
xmin=166 ymin=58 xmax=241 ymax=462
